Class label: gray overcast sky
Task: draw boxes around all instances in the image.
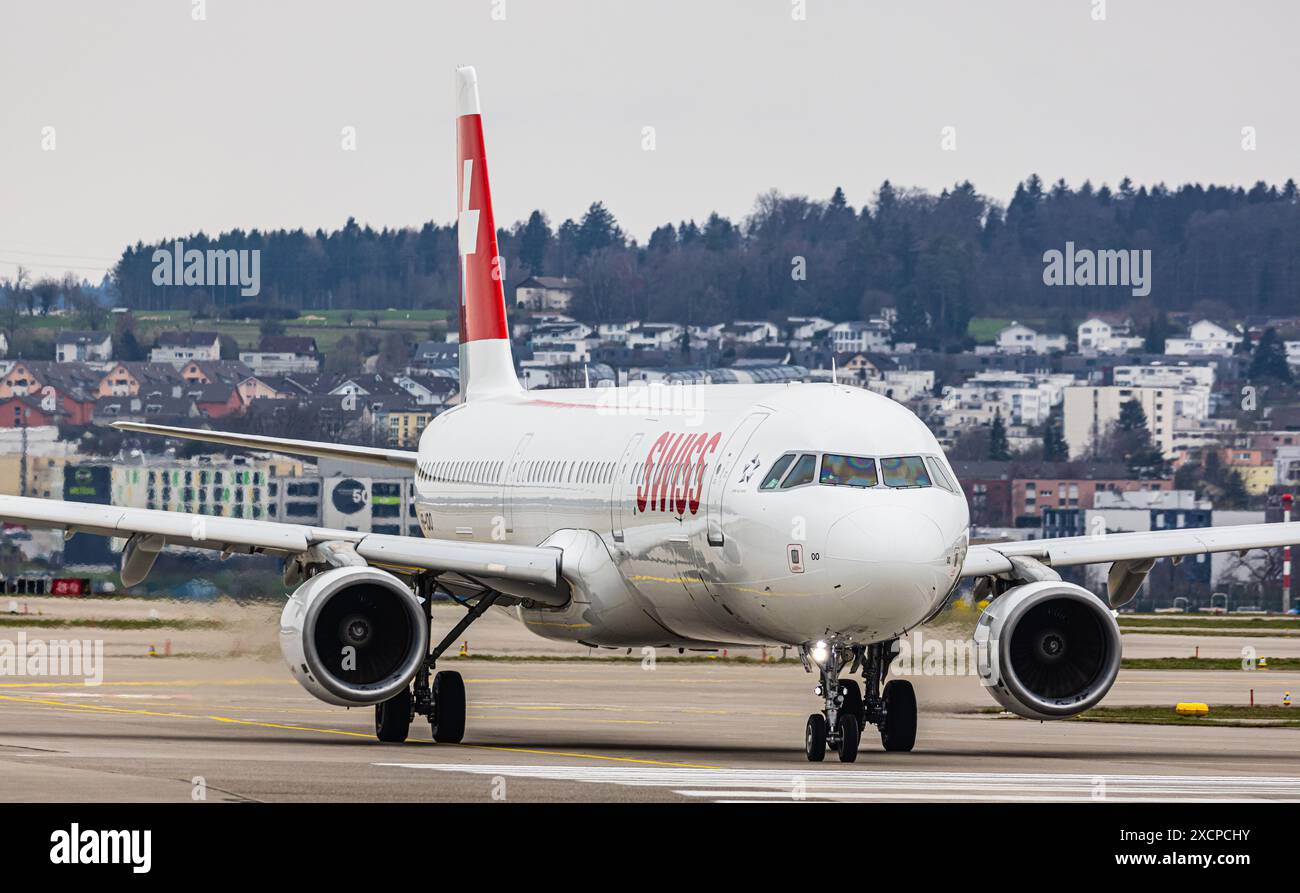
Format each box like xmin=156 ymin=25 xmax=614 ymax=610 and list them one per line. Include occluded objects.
xmin=2 ymin=0 xmax=1297 ymax=281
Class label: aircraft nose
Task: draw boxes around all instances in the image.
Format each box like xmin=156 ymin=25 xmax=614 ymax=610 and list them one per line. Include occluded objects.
xmin=825 ymin=506 xmax=946 ymax=566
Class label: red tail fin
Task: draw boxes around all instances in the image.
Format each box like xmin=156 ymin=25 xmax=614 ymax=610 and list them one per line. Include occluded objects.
xmin=454 ymin=66 xmax=519 ymax=399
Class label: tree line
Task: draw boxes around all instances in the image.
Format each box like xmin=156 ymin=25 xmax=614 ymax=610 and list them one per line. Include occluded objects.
xmin=12 ymin=175 xmax=1296 ymax=351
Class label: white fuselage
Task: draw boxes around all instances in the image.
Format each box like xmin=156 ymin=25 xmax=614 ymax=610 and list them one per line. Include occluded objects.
xmin=412 ymin=381 xmax=969 ymax=649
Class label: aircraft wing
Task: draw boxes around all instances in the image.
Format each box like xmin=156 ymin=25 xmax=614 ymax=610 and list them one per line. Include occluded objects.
xmin=111 ymin=421 xmax=417 ymax=470
xmin=0 ymin=494 xmax=559 ymax=590
xmin=962 ymin=522 xmax=1300 ymax=577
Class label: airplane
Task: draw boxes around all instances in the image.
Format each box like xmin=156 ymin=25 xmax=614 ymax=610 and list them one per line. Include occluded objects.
xmin=4 ymin=66 xmax=1299 ymax=762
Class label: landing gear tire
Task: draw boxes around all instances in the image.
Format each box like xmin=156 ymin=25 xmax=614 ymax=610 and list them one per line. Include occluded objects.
xmin=375 ymin=687 xmax=412 ymax=743
xmin=430 ymin=670 xmax=466 ymax=744
xmin=835 ymin=712 xmax=860 ymax=763
xmin=880 ymin=679 xmax=917 ymax=753
xmin=839 ymin=679 xmax=863 ymax=725
xmin=805 ymin=713 xmax=828 ymax=762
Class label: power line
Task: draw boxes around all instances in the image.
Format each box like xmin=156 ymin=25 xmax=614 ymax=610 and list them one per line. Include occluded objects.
xmin=0 ymin=256 xmax=112 ymax=275
xmin=0 ymin=245 xmax=120 ymax=262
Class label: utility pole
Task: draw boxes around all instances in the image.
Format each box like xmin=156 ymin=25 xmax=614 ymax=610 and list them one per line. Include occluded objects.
xmin=18 ymin=407 xmax=27 ymax=498
xmin=1284 ymin=492 xmax=1294 ymax=614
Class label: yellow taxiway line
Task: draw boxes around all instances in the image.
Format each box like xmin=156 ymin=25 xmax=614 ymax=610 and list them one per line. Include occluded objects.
xmin=0 ymin=691 xmax=721 ymax=769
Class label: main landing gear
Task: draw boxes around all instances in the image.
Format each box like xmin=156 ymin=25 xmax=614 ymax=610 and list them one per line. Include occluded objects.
xmin=801 ymin=639 xmax=917 ymax=762
xmin=375 ymin=576 xmax=499 ymax=744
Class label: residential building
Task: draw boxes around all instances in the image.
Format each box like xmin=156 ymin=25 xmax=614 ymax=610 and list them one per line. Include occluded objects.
xmin=384 ymin=408 xmax=434 ymax=448
xmin=1063 ymin=385 xmax=1176 ymax=458
xmin=95 ymin=361 xmax=185 ymax=398
xmin=527 ymin=341 xmax=592 ymax=366
xmin=393 ymin=371 xmax=459 ymax=407
xmin=515 ymin=275 xmax=579 ymax=311
xmin=953 ymin=462 xmax=1015 ymax=527
xmin=409 ymin=341 xmax=459 ymax=368
xmin=0 ymin=360 xmax=104 ymax=425
xmin=626 ymin=323 xmax=685 ymax=351
xmin=151 ymin=331 xmax=222 ymax=365
xmin=1214 ymin=447 xmax=1276 ymax=496
xmin=1165 ymin=319 xmax=1243 ymax=357
xmin=1017 ymin=475 xmax=1174 ymax=522
xmin=111 ymin=453 xmax=306 ymax=523
xmin=827 ymin=352 xmax=889 ymax=386
xmin=865 ymin=369 xmax=935 ymax=404
xmin=55 ymin=330 xmax=112 ymax=363
xmin=830 ymin=319 xmax=891 ymax=354
xmin=991 ymin=322 xmax=1067 ymax=355
xmin=941 ymin=371 xmax=1077 ymax=427
xmin=786 ymin=316 xmax=835 ymax=345
xmin=1112 ymin=362 xmax=1215 ymax=390
xmin=239 ymin=336 xmax=320 ymax=375
xmin=0 ymin=394 xmax=63 ymax=428
xmin=596 ymin=321 xmax=640 ymax=345
xmin=719 ymin=321 xmax=782 ymax=345
xmin=0 ymin=426 xmax=79 ymax=500
xmin=93 ymin=394 xmax=201 ymax=425
xmin=1077 ymin=317 xmax=1144 ymax=354
xmin=1274 ymin=445 xmax=1300 ymax=488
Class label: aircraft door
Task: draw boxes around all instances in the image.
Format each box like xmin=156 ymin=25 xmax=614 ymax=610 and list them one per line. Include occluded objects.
xmin=504 ymin=433 xmax=533 ymax=534
xmin=610 ymin=433 xmax=643 ymax=542
xmin=705 ymin=412 xmax=769 ymax=546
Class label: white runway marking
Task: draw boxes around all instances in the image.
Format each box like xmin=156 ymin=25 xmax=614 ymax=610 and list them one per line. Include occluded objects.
xmin=374 ymin=763 xmax=1300 ymax=802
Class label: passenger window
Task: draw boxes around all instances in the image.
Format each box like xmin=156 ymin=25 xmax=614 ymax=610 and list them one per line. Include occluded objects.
xmin=781 ymin=454 xmax=818 ymax=489
xmin=820 ymin=454 xmax=878 ymax=488
xmin=925 ymin=456 xmax=957 ymax=492
xmin=880 ymin=456 xmax=932 ymax=488
xmin=760 ymin=454 xmax=796 ymax=490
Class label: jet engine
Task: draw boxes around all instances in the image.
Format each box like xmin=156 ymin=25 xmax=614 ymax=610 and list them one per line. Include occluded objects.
xmin=279 ymin=566 xmax=428 ymax=707
xmin=974 ymin=581 xmax=1122 ymax=721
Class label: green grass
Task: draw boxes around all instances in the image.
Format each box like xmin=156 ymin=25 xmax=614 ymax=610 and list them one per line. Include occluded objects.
xmin=1119 ymin=616 xmax=1300 ymax=631
xmin=1121 ymin=656 xmax=1300 ymax=671
xmin=977 ymin=703 xmax=1300 ymax=727
xmin=130 ymin=310 xmax=450 ymax=354
xmin=4 ymin=315 xmax=74 ymax=330
xmin=290 ymin=309 xmax=447 ymax=326
xmin=965 ymin=317 xmax=1013 ymax=343
xmin=0 ymin=617 xmax=224 ymax=631
xmin=1071 ymin=705 xmax=1300 ymax=729
xmin=10 ymin=308 xmax=449 ymax=356
xmin=1120 ymin=627 xmax=1300 ymax=638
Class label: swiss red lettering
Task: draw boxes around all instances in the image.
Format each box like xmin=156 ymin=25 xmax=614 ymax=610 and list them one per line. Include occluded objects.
xmin=688 ymin=432 xmax=722 ymax=514
xmin=634 ymin=431 xmax=720 ymax=516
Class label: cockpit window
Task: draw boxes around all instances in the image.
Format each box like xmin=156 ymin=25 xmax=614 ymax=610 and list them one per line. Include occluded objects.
xmin=781 ymin=454 xmax=818 ymax=488
xmin=925 ymin=456 xmax=957 ymax=493
xmin=880 ymin=456 xmax=932 ymax=488
xmin=760 ymin=454 xmax=796 ymax=490
xmin=820 ymin=454 xmax=878 ymax=488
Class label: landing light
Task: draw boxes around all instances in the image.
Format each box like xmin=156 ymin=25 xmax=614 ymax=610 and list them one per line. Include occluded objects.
xmin=810 ymin=640 xmax=829 ymax=665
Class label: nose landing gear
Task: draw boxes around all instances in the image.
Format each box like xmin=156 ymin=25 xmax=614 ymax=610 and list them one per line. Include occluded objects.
xmin=801 ymin=638 xmax=916 ymax=762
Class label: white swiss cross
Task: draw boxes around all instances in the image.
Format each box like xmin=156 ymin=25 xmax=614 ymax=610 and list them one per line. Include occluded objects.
xmin=458 ymin=158 xmax=480 ymax=258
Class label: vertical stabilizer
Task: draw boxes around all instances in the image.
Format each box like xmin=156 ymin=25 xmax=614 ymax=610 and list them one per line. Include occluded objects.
xmin=455 ymin=66 xmax=521 ymax=401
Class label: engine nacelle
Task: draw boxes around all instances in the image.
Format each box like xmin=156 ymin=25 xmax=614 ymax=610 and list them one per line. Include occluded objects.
xmin=279 ymin=566 xmax=428 ymax=707
xmin=973 ymin=581 xmax=1122 ymax=721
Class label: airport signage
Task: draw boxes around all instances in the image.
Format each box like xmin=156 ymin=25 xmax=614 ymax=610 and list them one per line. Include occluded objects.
xmin=50 ymin=578 xmax=91 ymax=597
